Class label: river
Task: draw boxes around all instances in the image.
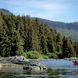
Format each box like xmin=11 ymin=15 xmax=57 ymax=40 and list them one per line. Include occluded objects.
xmin=0 ymin=59 xmax=78 ymax=78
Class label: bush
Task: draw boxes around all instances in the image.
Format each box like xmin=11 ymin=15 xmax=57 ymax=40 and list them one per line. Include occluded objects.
xmin=16 ymin=51 xmax=24 ymax=56
xmin=26 ymin=51 xmax=43 ymax=59
xmin=47 ymin=52 xmax=58 ymax=59
xmin=42 ymin=55 xmax=49 ymax=59
xmin=21 ymin=52 xmax=27 ymax=58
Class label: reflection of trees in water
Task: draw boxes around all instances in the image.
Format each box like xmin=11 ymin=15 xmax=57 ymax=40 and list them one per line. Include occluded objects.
xmin=0 ymin=72 xmax=17 ymax=78
xmin=0 ymin=72 xmax=60 ymax=78
xmin=47 ymin=68 xmax=67 ymax=75
xmin=0 ymin=68 xmax=62 ymax=78
xmin=47 ymin=68 xmax=61 ymax=75
xmin=47 ymin=68 xmax=78 ymax=78
xmin=0 ymin=71 xmax=59 ymax=78
xmin=1 ymin=68 xmax=77 ymax=78
xmin=23 ymin=70 xmax=32 ymax=74
xmin=0 ymin=64 xmax=23 ymax=73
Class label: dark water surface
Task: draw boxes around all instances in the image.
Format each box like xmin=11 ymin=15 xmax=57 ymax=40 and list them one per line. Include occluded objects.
xmin=0 ymin=59 xmax=78 ymax=78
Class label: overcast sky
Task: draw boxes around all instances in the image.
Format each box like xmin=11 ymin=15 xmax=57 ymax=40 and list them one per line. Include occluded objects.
xmin=0 ymin=0 xmax=78 ymax=22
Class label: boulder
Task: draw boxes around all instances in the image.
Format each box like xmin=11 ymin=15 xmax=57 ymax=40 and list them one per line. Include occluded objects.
xmin=0 ymin=56 xmax=29 ymax=64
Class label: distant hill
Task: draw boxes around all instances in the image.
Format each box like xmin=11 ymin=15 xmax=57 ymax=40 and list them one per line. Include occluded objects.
xmin=35 ymin=18 xmax=78 ymax=42
xmin=0 ymin=8 xmax=12 ymax=15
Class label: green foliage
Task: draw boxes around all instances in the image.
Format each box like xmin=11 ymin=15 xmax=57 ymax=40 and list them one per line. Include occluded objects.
xmin=42 ymin=55 xmax=49 ymax=59
xmin=62 ymin=37 xmax=76 ymax=58
xmin=56 ymin=33 xmax=63 ymax=52
xmin=0 ymin=10 xmax=77 ymax=58
xmin=74 ymin=42 xmax=78 ymax=57
xmin=47 ymin=52 xmax=58 ymax=59
xmin=26 ymin=51 xmax=43 ymax=59
xmin=21 ymin=52 xmax=27 ymax=58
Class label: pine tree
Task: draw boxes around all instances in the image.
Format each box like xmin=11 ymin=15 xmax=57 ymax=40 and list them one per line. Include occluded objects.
xmin=56 ymin=33 xmax=63 ymax=52
xmin=62 ymin=37 xmax=75 ymax=58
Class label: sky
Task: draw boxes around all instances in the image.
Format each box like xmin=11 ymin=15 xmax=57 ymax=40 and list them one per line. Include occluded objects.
xmin=0 ymin=0 xmax=78 ymax=22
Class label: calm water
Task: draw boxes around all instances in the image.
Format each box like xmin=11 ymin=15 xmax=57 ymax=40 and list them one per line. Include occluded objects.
xmin=0 ymin=59 xmax=78 ymax=78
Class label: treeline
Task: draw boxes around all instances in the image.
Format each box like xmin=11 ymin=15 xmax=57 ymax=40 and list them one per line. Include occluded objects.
xmin=0 ymin=11 xmax=78 ymax=58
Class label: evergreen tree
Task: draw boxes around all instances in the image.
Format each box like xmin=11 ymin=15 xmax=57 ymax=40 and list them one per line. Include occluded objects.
xmin=62 ymin=37 xmax=75 ymax=58
xmin=56 ymin=33 xmax=63 ymax=52
xmin=0 ymin=11 xmax=77 ymax=58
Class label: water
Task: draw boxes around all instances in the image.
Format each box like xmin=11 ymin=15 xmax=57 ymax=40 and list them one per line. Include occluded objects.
xmin=0 ymin=59 xmax=78 ymax=78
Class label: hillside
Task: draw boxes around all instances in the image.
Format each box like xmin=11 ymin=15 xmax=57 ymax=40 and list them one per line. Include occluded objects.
xmin=0 ymin=9 xmax=78 ymax=58
xmin=0 ymin=9 xmax=12 ymax=15
xmin=35 ymin=18 xmax=78 ymax=42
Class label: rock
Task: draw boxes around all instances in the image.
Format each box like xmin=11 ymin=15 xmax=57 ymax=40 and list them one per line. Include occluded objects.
xmin=0 ymin=56 xmax=29 ymax=64
xmin=23 ymin=66 xmax=32 ymax=70
xmin=0 ymin=64 xmax=2 ymax=68
xmin=14 ymin=56 xmax=29 ymax=62
xmin=0 ymin=56 xmax=47 ymax=71
xmin=23 ymin=59 xmax=47 ymax=71
xmin=23 ymin=65 xmax=47 ymax=71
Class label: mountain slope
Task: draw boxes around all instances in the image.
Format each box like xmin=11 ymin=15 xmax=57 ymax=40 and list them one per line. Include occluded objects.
xmin=36 ymin=18 xmax=78 ymax=42
xmin=0 ymin=8 xmax=12 ymax=15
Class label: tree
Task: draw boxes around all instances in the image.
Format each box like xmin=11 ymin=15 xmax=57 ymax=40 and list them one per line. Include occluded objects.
xmin=14 ymin=31 xmax=24 ymax=55
xmin=56 ymin=33 xmax=63 ymax=52
xmin=0 ymin=10 xmax=76 ymax=58
xmin=74 ymin=42 xmax=78 ymax=57
xmin=39 ymin=24 xmax=48 ymax=54
xmin=62 ymin=37 xmax=75 ymax=58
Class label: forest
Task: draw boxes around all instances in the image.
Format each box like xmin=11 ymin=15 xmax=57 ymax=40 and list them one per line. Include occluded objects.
xmin=0 ymin=10 xmax=78 ymax=59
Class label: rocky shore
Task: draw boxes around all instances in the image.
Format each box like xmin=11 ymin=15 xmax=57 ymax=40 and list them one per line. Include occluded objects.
xmin=0 ymin=56 xmax=29 ymax=64
xmin=0 ymin=56 xmax=47 ymax=71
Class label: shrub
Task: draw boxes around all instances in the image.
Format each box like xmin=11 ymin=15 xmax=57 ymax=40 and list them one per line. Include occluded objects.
xmin=21 ymin=52 xmax=27 ymax=58
xmin=42 ymin=55 xmax=49 ymax=59
xmin=26 ymin=51 xmax=42 ymax=59
xmin=47 ymin=52 xmax=58 ymax=59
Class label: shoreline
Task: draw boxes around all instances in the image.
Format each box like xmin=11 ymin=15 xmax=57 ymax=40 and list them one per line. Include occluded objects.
xmin=0 ymin=56 xmax=78 ymax=65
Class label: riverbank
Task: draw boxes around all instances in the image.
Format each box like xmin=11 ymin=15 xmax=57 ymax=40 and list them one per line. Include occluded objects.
xmin=1 ymin=56 xmax=78 ymax=65
xmin=0 ymin=56 xmax=29 ymax=64
xmin=0 ymin=56 xmax=47 ymax=71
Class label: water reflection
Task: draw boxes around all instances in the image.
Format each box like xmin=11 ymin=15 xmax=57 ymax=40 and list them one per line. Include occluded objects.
xmin=0 ymin=60 xmax=78 ymax=78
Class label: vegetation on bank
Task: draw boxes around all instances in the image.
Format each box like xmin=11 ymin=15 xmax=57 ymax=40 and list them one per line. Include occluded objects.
xmin=0 ymin=9 xmax=78 ymax=59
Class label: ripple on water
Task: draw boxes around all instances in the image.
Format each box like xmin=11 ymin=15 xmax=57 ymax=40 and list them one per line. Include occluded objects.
xmin=14 ymin=74 xmax=78 ymax=78
xmin=0 ymin=59 xmax=78 ymax=78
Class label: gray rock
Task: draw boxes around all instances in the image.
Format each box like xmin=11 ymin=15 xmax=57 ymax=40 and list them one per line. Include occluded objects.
xmin=0 ymin=56 xmax=29 ymax=64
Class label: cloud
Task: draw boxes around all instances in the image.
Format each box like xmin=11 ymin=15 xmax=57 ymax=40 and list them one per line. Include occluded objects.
xmin=3 ymin=0 xmax=71 ymax=14
xmin=3 ymin=0 xmax=70 ymax=11
xmin=25 ymin=0 xmax=70 ymax=11
xmin=1 ymin=0 xmax=78 ymax=22
xmin=8 ymin=0 xmax=70 ymax=19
